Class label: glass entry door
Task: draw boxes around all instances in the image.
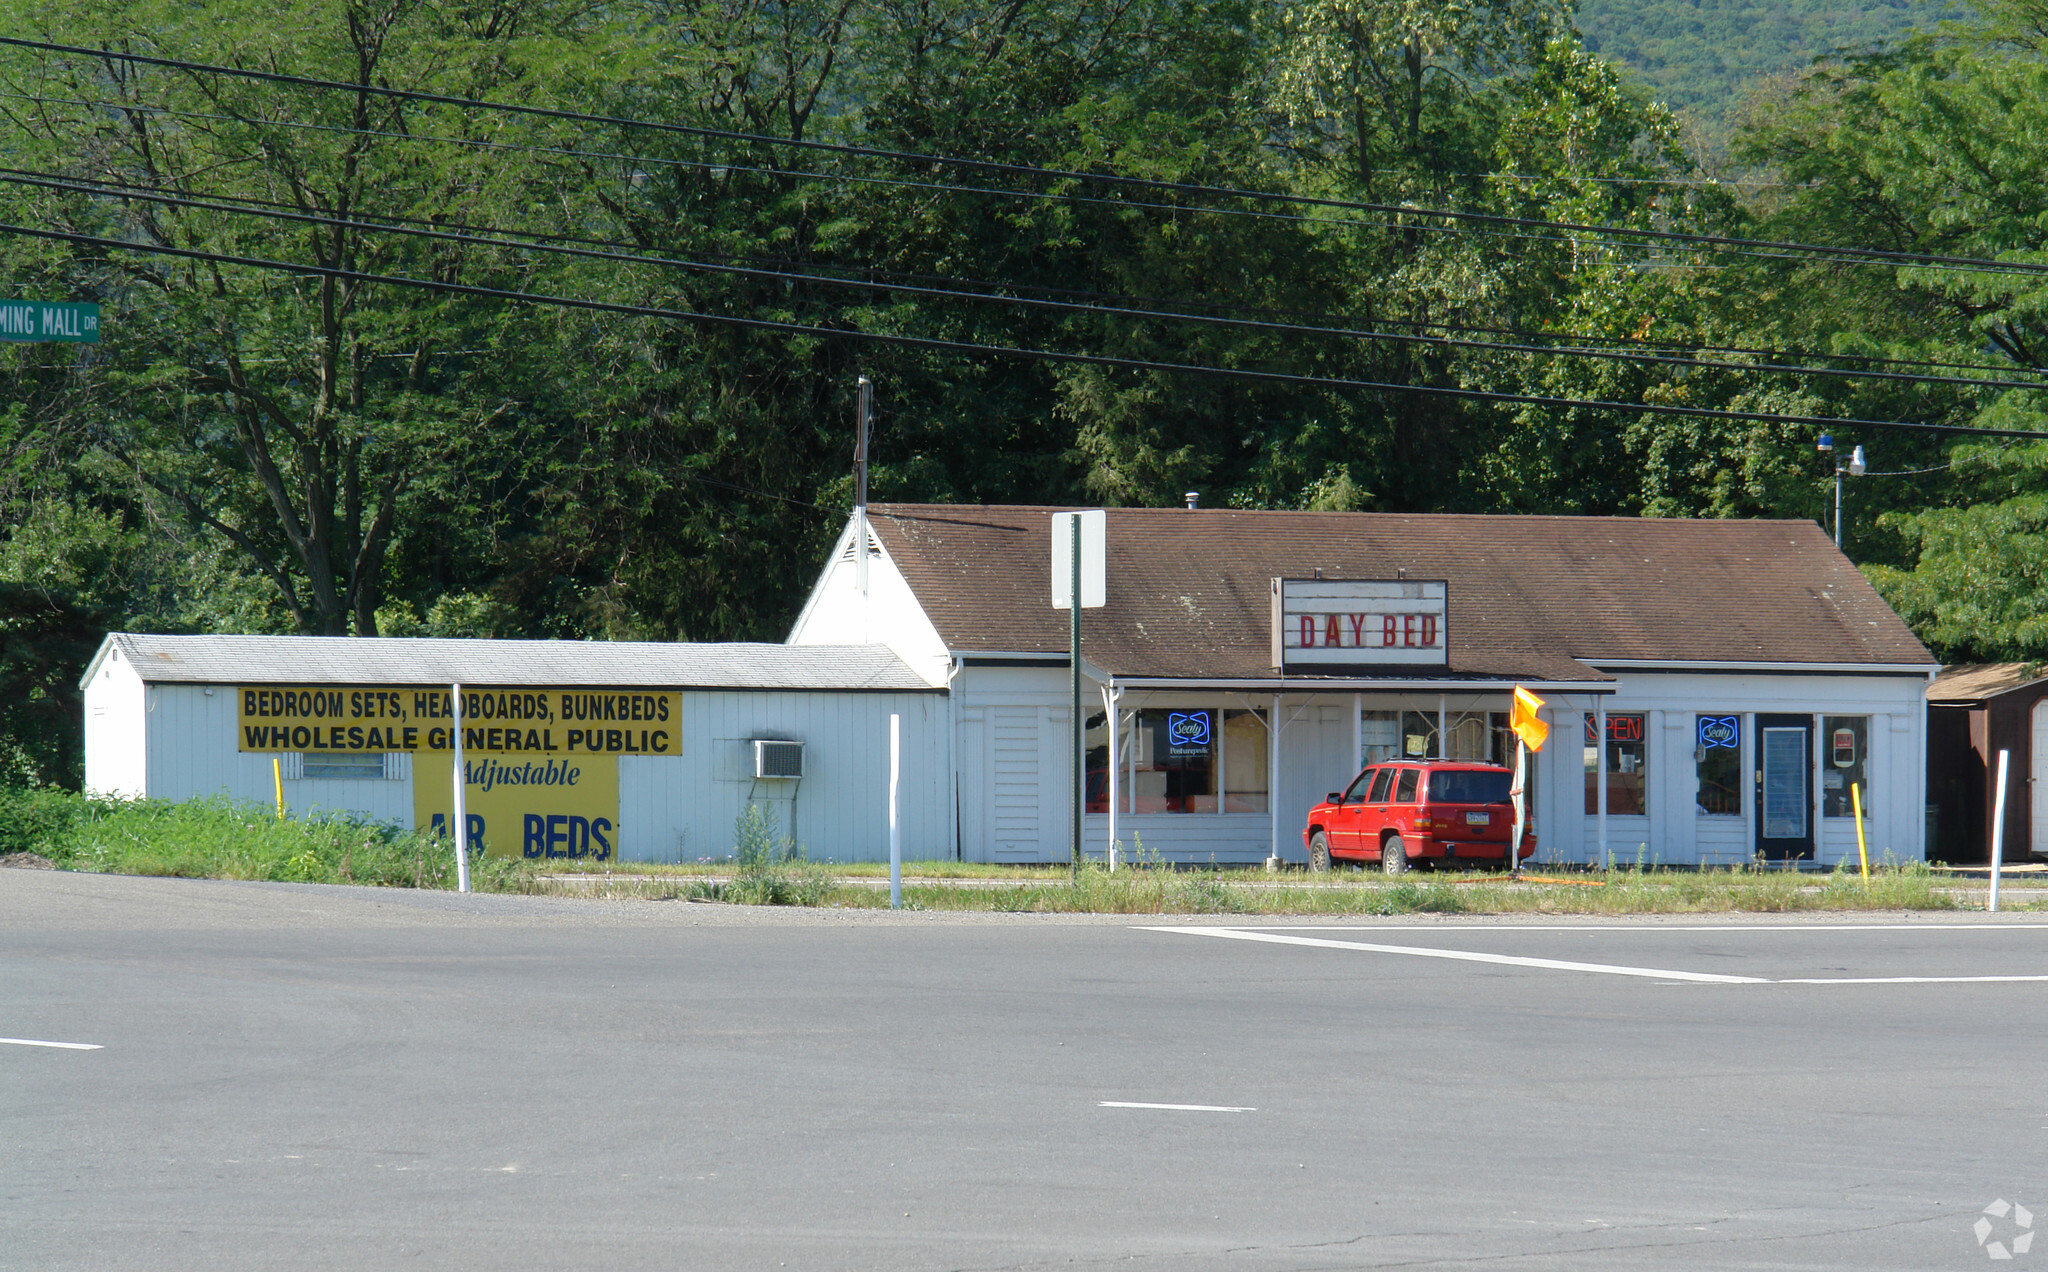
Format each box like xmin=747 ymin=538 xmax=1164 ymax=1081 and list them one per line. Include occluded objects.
xmin=1755 ymin=714 xmax=1814 ymax=861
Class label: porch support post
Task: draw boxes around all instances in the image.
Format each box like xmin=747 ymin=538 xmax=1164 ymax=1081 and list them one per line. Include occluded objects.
xmin=1105 ymin=684 xmax=1120 ymax=871
xmin=1268 ymin=693 xmax=1283 ymax=870
xmin=1596 ymin=696 xmax=1609 ymax=868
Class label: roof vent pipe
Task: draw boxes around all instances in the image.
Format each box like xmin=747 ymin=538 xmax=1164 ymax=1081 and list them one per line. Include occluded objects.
xmin=1184 ymin=491 xmax=1199 ymax=510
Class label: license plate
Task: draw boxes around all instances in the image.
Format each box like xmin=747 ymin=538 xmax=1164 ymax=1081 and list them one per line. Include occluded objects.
xmin=1464 ymin=811 xmax=1490 ymax=826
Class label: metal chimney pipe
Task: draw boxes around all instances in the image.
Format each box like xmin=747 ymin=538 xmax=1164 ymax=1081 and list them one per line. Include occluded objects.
xmin=1184 ymin=491 xmax=1199 ymax=510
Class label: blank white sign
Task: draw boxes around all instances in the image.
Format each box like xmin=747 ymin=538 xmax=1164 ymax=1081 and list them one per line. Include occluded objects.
xmin=1051 ymin=510 xmax=1106 ymax=609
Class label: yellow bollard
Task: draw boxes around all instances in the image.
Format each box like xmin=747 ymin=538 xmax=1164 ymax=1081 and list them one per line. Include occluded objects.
xmin=1851 ymin=781 xmax=1869 ymax=879
xmin=272 ymin=756 xmax=285 ymax=821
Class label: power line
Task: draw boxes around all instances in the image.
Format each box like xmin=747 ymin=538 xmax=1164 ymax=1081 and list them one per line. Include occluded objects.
xmin=9 ymin=167 xmax=2040 ymax=396
xmin=6 ymin=94 xmax=2028 ymax=375
xmin=0 ymin=90 xmax=1888 ymax=275
xmin=5 ymin=35 xmax=2044 ymax=279
xmin=6 ymin=217 xmax=2042 ymax=442
xmin=17 ymin=119 xmax=2017 ymax=377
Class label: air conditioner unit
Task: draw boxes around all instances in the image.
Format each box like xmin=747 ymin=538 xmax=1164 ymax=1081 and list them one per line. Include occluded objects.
xmin=753 ymin=739 xmax=804 ymax=779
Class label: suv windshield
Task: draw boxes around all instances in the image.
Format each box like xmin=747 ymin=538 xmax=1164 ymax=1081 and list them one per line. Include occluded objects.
xmin=1428 ymin=770 xmax=1512 ymax=805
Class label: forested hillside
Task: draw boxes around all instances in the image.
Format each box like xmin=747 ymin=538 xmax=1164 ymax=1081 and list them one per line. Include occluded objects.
xmin=1577 ymin=0 xmax=1964 ymax=132
xmin=2 ymin=0 xmax=2045 ymax=785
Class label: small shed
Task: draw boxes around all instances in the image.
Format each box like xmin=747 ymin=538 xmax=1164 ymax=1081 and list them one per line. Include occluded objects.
xmin=1926 ymin=663 xmax=2048 ymax=863
xmin=80 ymin=633 xmax=948 ymax=864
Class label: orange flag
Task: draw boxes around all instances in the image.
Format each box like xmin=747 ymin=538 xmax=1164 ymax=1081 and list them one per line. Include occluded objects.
xmin=1510 ymin=686 xmax=1549 ymax=752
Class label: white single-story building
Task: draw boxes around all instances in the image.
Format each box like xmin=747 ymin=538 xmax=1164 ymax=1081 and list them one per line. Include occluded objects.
xmin=81 ymin=634 xmax=946 ymax=864
xmin=787 ymin=503 xmax=1939 ymax=868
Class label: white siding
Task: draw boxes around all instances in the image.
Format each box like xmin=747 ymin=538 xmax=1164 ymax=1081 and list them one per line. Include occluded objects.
xmin=138 ymin=684 xmax=414 ymax=825
xmin=615 ymin=689 xmax=948 ymax=864
xmin=87 ymin=678 xmax=949 ymax=861
xmin=82 ymin=652 xmax=147 ymax=799
xmin=954 ymin=666 xmax=1072 ymax=863
xmin=1554 ymin=672 xmax=1929 ymax=866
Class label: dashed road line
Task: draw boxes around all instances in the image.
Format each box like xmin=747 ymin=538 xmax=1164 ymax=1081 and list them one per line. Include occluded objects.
xmin=1099 ymin=1102 xmax=1255 ymax=1112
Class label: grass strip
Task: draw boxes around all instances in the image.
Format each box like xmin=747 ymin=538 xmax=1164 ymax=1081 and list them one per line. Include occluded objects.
xmin=0 ymin=787 xmax=1997 ymax=914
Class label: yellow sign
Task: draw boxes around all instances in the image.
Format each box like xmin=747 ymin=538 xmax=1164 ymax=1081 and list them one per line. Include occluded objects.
xmin=414 ymin=751 xmax=621 ymax=862
xmin=1509 ymin=686 xmax=1550 ymax=752
xmin=236 ymin=686 xmax=681 ymax=757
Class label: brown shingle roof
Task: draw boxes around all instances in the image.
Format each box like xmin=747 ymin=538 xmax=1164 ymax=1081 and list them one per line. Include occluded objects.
xmin=866 ymin=504 xmax=1933 ymax=682
xmin=1928 ymin=663 xmax=2044 ymax=704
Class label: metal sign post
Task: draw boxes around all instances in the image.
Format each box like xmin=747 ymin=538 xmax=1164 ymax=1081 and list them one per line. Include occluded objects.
xmin=1051 ymin=510 xmax=1106 ymax=873
xmin=1070 ymin=516 xmax=1081 ymax=874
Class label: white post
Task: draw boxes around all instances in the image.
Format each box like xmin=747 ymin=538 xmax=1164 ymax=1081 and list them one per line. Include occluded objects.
xmin=889 ymin=713 xmax=902 ymax=909
xmin=1509 ymin=739 xmax=1527 ymax=876
xmin=1595 ymin=697 xmax=1609 ymax=869
xmin=1437 ymin=694 xmax=1448 ymax=760
xmin=1989 ymin=749 xmax=2010 ymax=913
xmin=451 ymin=683 xmax=471 ymax=894
xmin=1267 ymin=693 xmax=1282 ymax=869
xmin=1104 ymin=686 xmax=1119 ymax=872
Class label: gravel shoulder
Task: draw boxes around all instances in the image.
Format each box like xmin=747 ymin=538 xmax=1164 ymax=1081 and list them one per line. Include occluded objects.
xmin=6 ymin=867 xmax=2043 ymax=932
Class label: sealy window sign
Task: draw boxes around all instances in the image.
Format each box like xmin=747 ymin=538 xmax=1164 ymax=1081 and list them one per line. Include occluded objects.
xmin=1270 ymin=578 xmax=1448 ymax=669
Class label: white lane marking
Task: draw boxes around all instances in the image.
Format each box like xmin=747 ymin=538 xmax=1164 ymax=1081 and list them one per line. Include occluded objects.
xmin=1208 ymin=923 xmax=2048 ymax=934
xmin=0 ymin=1036 xmax=103 ymax=1050
xmin=1151 ymin=927 xmax=1768 ymax=983
xmin=1776 ymin=975 xmax=2048 ymax=985
xmin=1099 ymin=1102 xmax=1255 ymax=1112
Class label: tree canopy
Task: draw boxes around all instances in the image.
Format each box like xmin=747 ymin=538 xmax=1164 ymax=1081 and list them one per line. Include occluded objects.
xmin=1 ymin=0 xmax=2043 ymax=785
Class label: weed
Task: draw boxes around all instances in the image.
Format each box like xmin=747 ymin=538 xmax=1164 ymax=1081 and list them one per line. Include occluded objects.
xmin=707 ymin=804 xmax=835 ymax=906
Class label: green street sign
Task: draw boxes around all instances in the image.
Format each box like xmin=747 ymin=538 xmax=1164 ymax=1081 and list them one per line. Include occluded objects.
xmin=0 ymin=301 xmax=99 ymax=344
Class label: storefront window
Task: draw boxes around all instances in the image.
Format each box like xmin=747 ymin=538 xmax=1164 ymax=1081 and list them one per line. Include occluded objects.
xmin=1223 ymin=710 xmax=1269 ymax=812
xmin=1360 ymin=710 xmax=1400 ymax=765
xmin=1446 ymin=713 xmax=1491 ymax=762
xmin=1822 ymin=716 xmax=1869 ymax=817
xmin=1584 ymin=712 xmax=1648 ymax=815
xmin=1132 ymin=708 xmax=1216 ymax=813
xmin=1695 ymin=714 xmax=1742 ymax=816
xmin=1401 ymin=710 xmax=1437 ymax=759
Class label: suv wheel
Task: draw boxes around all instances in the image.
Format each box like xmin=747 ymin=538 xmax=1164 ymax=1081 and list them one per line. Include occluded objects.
xmin=1381 ymin=834 xmax=1410 ymax=875
xmin=1308 ymin=832 xmax=1331 ymax=872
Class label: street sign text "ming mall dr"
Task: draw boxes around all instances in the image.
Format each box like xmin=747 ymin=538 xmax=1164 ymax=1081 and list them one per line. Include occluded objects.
xmin=0 ymin=301 xmax=99 ymax=344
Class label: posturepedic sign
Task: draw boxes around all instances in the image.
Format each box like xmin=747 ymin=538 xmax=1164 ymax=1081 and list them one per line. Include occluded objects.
xmin=413 ymin=751 xmax=621 ymax=862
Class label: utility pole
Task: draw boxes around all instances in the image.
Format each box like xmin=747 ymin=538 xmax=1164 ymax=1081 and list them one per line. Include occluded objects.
xmin=854 ymin=377 xmax=873 ymax=595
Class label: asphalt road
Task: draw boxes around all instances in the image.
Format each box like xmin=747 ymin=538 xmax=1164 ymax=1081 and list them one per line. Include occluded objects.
xmin=6 ymin=871 xmax=2047 ymax=1271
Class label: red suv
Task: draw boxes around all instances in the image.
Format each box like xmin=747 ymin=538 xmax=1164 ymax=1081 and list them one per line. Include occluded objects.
xmin=1303 ymin=761 xmax=1535 ymax=873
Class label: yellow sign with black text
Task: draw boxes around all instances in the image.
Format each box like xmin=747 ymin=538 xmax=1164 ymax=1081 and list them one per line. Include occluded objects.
xmin=236 ymin=685 xmax=678 ymax=862
xmin=235 ymin=686 xmax=680 ymax=758
xmin=413 ymin=751 xmax=622 ymax=862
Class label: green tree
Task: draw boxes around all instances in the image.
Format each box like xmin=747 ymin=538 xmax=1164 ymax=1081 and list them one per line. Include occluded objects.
xmin=0 ymin=0 xmax=633 ymax=635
